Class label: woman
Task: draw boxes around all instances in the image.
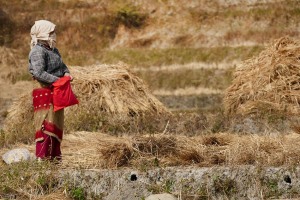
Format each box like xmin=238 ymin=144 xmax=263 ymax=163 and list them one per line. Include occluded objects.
xmin=29 ymin=20 xmax=72 ymax=161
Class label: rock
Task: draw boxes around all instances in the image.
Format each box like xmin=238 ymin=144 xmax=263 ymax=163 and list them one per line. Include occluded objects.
xmin=2 ymin=148 xmax=33 ymax=164
xmin=145 ymin=193 xmax=177 ymax=200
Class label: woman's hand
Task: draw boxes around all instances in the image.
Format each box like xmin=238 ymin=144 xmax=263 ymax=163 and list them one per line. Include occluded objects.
xmin=64 ymin=73 xmax=73 ymax=81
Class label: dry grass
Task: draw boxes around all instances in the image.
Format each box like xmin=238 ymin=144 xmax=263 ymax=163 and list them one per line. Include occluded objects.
xmin=0 ymin=159 xmax=63 ymax=200
xmin=224 ymin=37 xmax=300 ymax=116
xmin=0 ymin=47 xmax=29 ymax=84
xmin=135 ymin=67 xmax=234 ymax=91
xmin=97 ymin=46 xmax=263 ymax=68
xmin=1 ymin=131 xmax=300 ymax=200
xmin=3 ymin=94 xmax=34 ymax=145
xmin=3 ymin=131 xmax=300 ymax=170
xmin=1 ymin=1 xmax=300 ymax=198
xmin=97 ymin=132 xmax=300 ymax=169
xmin=36 ymin=192 xmax=71 ymax=200
xmin=224 ymin=37 xmax=300 ymax=134
xmin=60 ymin=132 xmax=104 ymax=168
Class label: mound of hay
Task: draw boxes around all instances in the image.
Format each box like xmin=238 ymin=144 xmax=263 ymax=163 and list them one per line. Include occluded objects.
xmin=3 ymin=64 xmax=170 ymax=145
xmin=224 ymin=37 xmax=300 ymax=133
xmin=225 ymin=37 xmax=300 ymax=115
xmin=67 ymin=64 xmax=170 ymax=132
xmin=70 ymin=64 xmax=167 ymax=115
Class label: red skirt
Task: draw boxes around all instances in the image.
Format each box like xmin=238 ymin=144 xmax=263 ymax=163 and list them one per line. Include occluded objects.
xmin=36 ymin=132 xmax=61 ymax=160
xmin=33 ymin=87 xmax=64 ymax=160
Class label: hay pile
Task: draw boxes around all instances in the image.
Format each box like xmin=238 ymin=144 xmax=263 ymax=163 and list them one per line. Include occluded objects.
xmin=70 ymin=64 xmax=167 ymax=115
xmin=224 ymin=37 xmax=300 ymax=118
xmin=66 ymin=64 xmax=170 ymax=132
xmin=3 ymin=64 xmax=170 ymax=145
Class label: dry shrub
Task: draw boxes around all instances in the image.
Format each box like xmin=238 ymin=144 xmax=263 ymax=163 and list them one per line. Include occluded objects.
xmin=224 ymin=37 xmax=300 ymax=133
xmin=3 ymin=64 xmax=170 ymax=145
xmin=98 ymin=132 xmax=300 ymax=168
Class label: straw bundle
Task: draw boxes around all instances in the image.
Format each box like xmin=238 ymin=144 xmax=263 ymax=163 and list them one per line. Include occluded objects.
xmin=224 ymin=37 xmax=300 ymax=116
xmin=70 ymin=64 xmax=168 ymax=115
xmin=3 ymin=64 xmax=170 ymax=144
xmin=66 ymin=64 xmax=170 ymax=132
xmin=3 ymin=94 xmax=34 ymax=144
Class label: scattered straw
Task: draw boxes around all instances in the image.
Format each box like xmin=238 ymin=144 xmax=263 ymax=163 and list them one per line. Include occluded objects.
xmin=2 ymin=131 xmax=300 ymax=169
xmin=97 ymin=132 xmax=300 ymax=168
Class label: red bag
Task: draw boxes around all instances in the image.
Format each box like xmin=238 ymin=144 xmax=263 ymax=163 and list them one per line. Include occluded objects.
xmin=52 ymin=76 xmax=79 ymax=112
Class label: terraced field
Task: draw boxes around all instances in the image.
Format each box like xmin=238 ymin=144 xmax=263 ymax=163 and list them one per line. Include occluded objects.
xmin=1 ymin=0 xmax=300 ymax=199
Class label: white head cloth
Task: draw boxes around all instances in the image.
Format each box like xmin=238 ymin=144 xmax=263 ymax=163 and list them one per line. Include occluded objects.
xmin=30 ymin=20 xmax=56 ymax=49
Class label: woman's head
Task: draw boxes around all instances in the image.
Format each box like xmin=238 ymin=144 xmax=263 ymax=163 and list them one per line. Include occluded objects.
xmin=30 ymin=20 xmax=56 ymax=49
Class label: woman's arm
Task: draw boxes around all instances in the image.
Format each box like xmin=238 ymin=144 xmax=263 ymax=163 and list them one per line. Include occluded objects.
xmin=29 ymin=49 xmax=59 ymax=84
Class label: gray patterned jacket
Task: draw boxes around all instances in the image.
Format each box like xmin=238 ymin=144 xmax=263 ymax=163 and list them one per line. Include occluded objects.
xmin=28 ymin=43 xmax=70 ymax=84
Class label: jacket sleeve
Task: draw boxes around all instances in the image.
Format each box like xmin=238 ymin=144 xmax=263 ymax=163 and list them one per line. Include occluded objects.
xmin=55 ymin=48 xmax=70 ymax=75
xmin=29 ymin=49 xmax=59 ymax=84
xmin=62 ymin=62 xmax=70 ymax=75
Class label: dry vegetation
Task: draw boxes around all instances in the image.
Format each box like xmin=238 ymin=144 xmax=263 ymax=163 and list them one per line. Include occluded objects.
xmin=225 ymin=37 xmax=300 ymax=116
xmin=98 ymin=132 xmax=300 ymax=168
xmin=2 ymin=131 xmax=300 ymax=199
xmin=1 ymin=0 xmax=300 ymax=199
xmin=224 ymin=37 xmax=300 ymax=133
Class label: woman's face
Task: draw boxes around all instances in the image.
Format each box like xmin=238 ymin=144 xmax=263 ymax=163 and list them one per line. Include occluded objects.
xmin=49 ymin=31 xmax=56 ymax=38
xmin=49 ymin=30 xmax=57 ymax=48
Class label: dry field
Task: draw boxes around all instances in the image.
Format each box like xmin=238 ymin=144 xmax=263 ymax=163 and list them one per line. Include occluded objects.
xmin=1 ymin=0 xmax=300 ymax=199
